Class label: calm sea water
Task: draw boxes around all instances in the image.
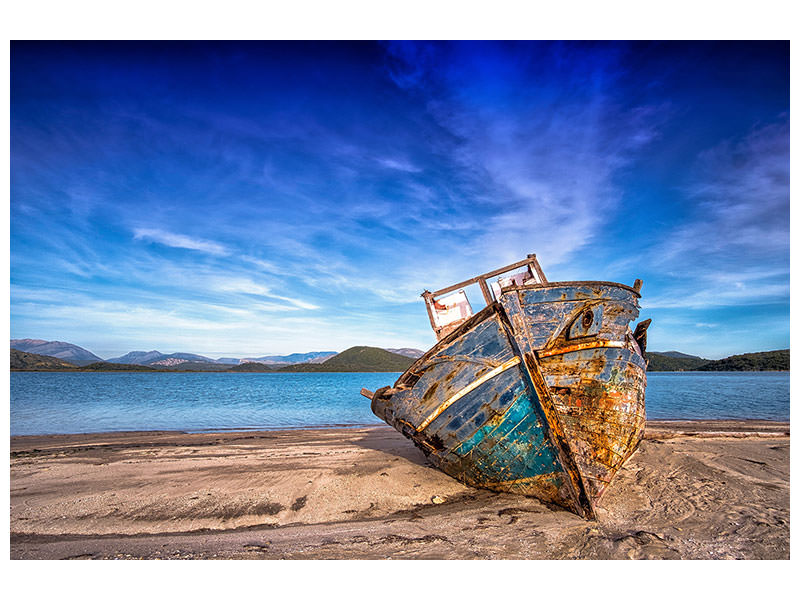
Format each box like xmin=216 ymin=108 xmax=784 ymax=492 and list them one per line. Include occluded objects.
xmin=10 ymin=371 xmax=789 ymax=436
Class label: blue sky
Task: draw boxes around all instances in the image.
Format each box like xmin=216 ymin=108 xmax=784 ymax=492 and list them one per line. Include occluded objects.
xmin=10 ymin=41 xmax=789 ymax=359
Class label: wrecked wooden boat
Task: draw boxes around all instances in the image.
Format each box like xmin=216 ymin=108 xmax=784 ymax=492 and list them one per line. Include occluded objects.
xmin=362 ymin=254 xmax=649 ymax=519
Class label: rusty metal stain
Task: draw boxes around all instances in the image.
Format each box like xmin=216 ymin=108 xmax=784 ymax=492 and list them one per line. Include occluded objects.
xmin=368 ymin=254 xmax=648 ymax=518
xmin=538 ymin=340 xmax=626 ymax=358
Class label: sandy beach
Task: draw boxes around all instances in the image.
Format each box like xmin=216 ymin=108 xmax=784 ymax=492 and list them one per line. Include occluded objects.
xmin=10 ymin=421 xmax=789 ymax=559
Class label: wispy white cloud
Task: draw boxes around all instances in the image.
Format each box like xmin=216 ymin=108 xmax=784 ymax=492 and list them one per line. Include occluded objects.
xmin=652 ymin=120 xmax=789 ymax=269
xmin=642 ymin=281 xmax=788 ymax=310
xmin=240 ymin=255 xmax=286 ymax=274
xmin=11 ymin=285 xmax=408 ymax=357
xmin=376 ymin=157 xmax=422 ymax=172
xmin=637 ymin=120 xmax=789 ymax=311
xmin=384 ymin=43 xmax=667 ymax=269
xmin=206 ymin=276 xmax=319 ymax=310
xmin=208 ymin=277 xmax=272 ymax=296
xmin=133 ymin=228 xmax=229 ymax=256
xmin=267 ymin=295 xmax=319 ymax=310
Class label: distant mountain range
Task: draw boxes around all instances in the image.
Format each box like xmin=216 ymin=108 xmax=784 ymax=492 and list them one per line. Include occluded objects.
xmin=10 ymin=339 xmax=102 ymax=364
xmin=106 ymin=350 xmax=216 ymax=366
xmin=10 ymin=339 xmax=788 ymax=372
xmin=10 ymin=346 xmax=415 ymax=373
xmin=240 ymin=352 xmax=338 ymax=365
xmin=10 ymin=339 xmax=422 ymax=370
xmin=105 ymin=349 xmax=339 ymax=366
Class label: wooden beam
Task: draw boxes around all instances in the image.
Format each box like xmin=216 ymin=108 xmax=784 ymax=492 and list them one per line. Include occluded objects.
xmin=478 ymin=277 xmax=494 ymax=305
xmin=528 ymin=254 xmax=548 ymax=283
xmin=421 ymin=290 xmax=439 ymax=332
xmin=432 ymin=255 xmax=547 ymax=297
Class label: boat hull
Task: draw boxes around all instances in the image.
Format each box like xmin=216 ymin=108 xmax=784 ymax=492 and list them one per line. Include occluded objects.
xmin=371 ymin=281 xmax=647 ymax=517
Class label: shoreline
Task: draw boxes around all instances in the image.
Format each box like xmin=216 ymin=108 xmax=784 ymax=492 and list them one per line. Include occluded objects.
xmin=11 ymin=421 xmax=789 ymax=559
xmin=10 ymin=418 xmax=791 ymax=442
xmin=10 ymin=369 xmax=406 ymax=373
xmin=11 ymin=369 xmax=791 ymax=372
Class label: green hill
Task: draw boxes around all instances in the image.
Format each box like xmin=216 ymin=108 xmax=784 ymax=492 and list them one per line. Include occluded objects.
xmin=11 ymin=350 xmax=154 ymax=371
xmin=280 ymin=346 xmax=414 ymax=372
xmin=647 ymin=352 xmax=709 ymax=371
xmin=660 ymin=351 xmax=703 ymax=359
xmin=227 ymin=362 xmax=281 ymax=372
xmin=11 ymin=348 xmax=78 ymax=370
xmin=697 ymin=349 xmax=789 ymax=372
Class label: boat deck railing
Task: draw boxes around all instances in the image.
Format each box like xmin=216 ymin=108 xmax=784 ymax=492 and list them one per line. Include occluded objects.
xmin=422 ymin=254 xmax=548 ymax=339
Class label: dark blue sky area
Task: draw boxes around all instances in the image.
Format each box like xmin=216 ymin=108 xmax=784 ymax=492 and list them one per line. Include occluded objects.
xmin=10 ymin=41 xmax=789 ymax=358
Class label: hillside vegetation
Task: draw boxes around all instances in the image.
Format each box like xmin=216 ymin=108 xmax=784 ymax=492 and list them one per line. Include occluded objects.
xmin=11 ymin=350 xmax=156 ymax=371
xmin=228 ymin=362 xmax=281 ymax=372
xmin=280 ymin=346 xmax=414 ymax=372
xmin=11 ymin=349 xmax=78 ymax=370
xmin=81 ymin=362 xmax=155 ymax=371
xmin=647 ymin=352 xmax=709 ymax=371
xmin=647 ymin=349 xmax=789 ymax=372
xmin=697 ymin=349 xmax=789 ymax=371
xmin=10 ymin=339 xmax=102 ymax=362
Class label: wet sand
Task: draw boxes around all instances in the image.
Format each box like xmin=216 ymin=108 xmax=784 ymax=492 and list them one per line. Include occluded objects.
xmin=10 ymin=421 xmax=789 ymax=559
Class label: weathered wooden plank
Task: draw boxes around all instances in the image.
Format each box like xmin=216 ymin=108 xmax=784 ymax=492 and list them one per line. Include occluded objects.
xmin=529 ymin=254 xmax=548 ymax=283
xmin=478 ymin=277 xmax=494 ymax=305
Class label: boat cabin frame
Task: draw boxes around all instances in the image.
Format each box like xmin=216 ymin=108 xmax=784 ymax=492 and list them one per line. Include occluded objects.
xmin=421 ymin=254 xmax=643 ymax=341
xmin=421 ymin=254 xmax=548 ymax=340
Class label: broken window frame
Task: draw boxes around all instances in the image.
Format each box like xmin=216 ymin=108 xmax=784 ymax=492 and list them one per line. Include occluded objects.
xmin=421 ymin=254 xmax=549 ymax=340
